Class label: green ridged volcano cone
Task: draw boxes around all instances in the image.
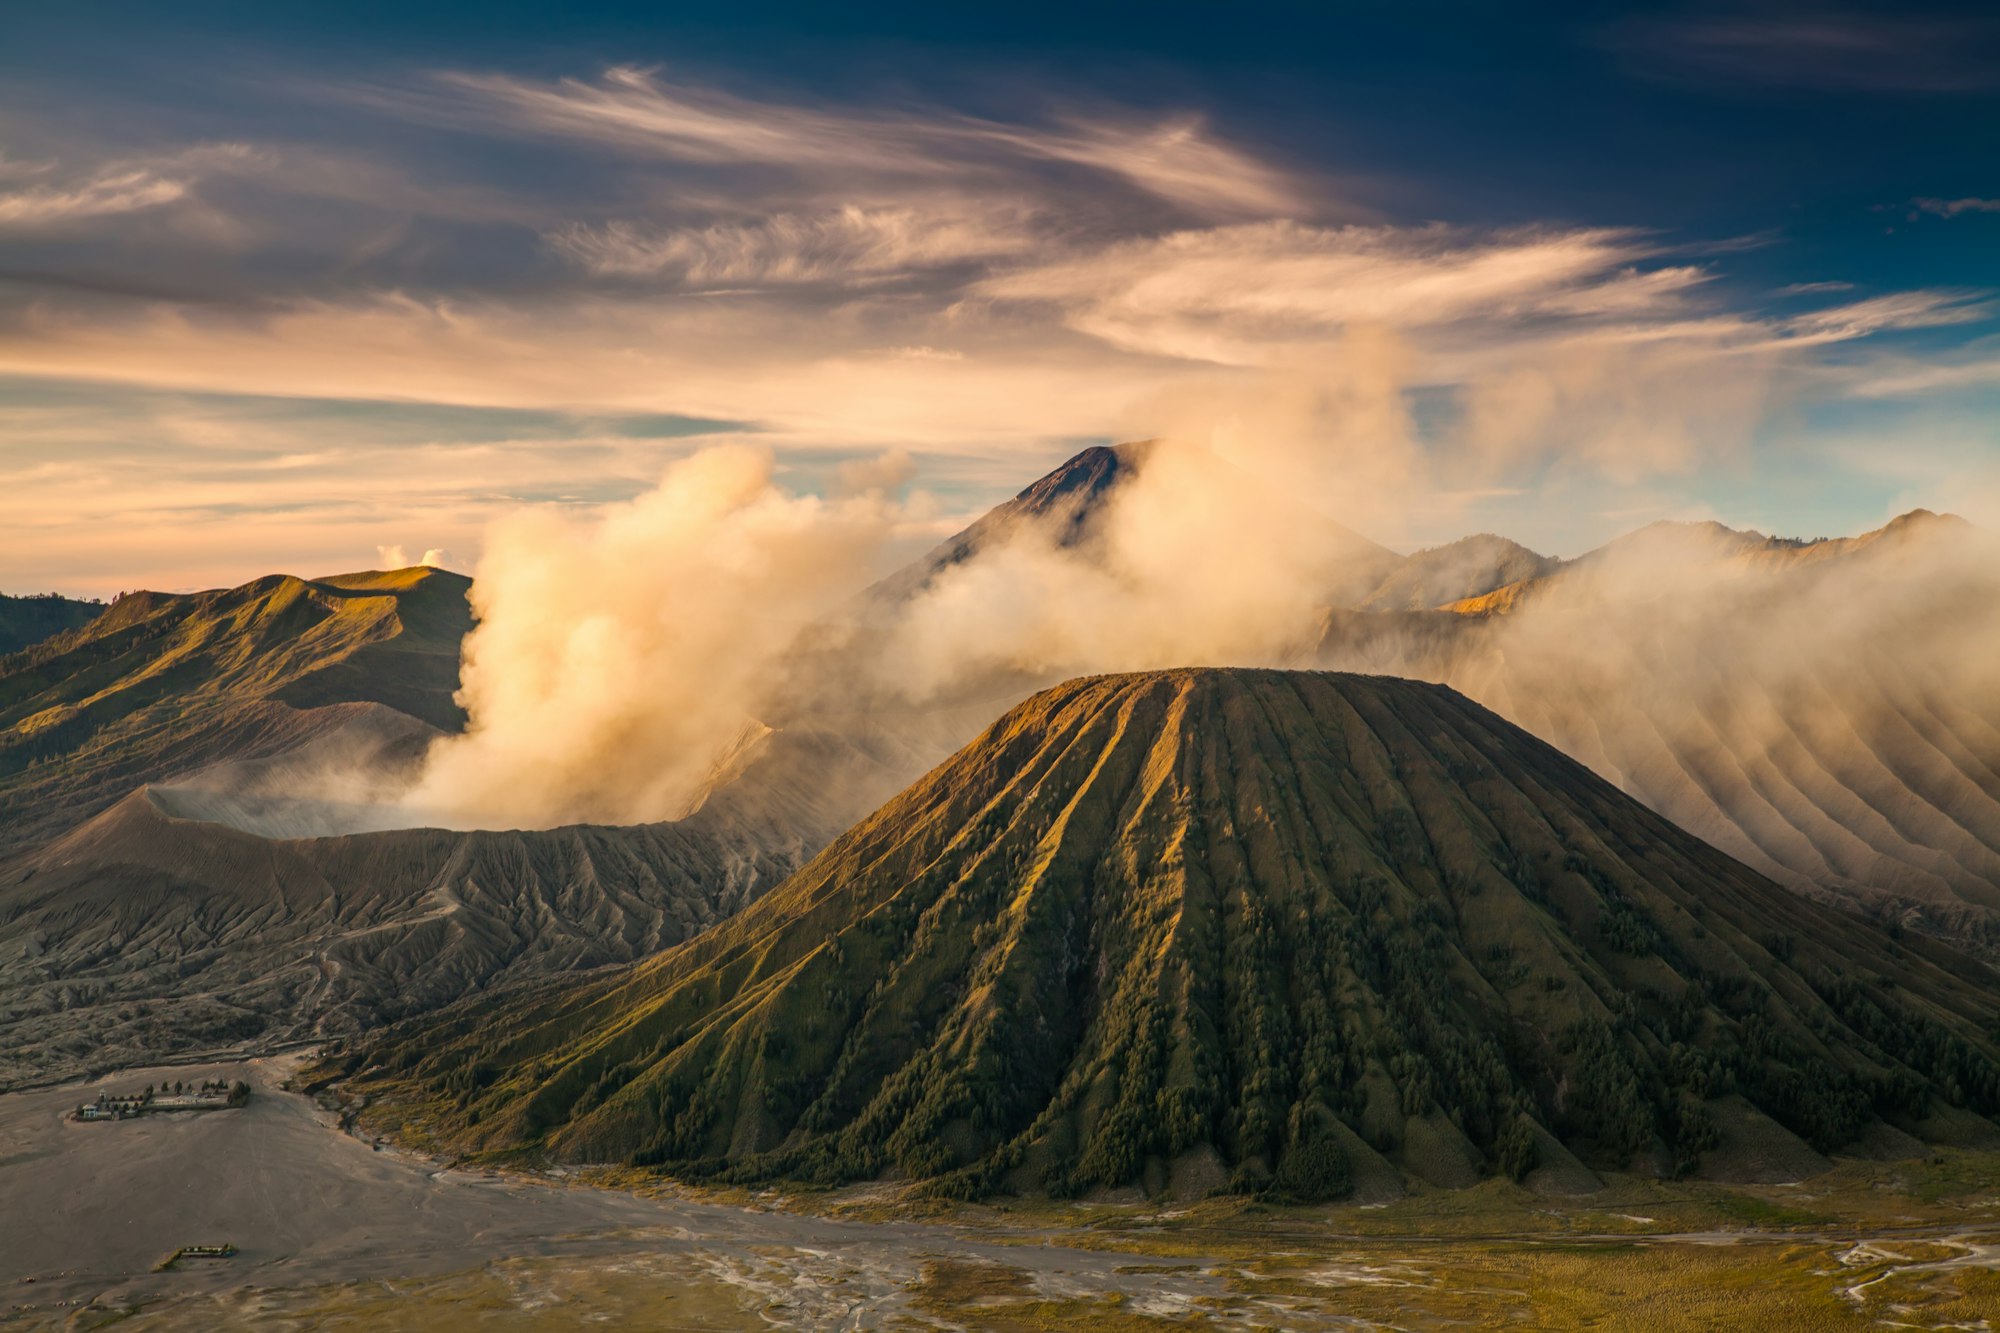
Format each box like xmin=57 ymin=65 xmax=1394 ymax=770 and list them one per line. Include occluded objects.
xmin=351 ymin=669 xmax=2000 ymax=1198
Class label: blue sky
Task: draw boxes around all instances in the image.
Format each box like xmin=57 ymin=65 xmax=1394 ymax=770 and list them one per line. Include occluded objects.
xmin=3 ymin=1 xmax=1998 ymax=594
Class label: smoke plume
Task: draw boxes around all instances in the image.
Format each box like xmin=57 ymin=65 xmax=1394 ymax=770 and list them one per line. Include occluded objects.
xmin=387 ymin=336 xmax=1998 ymax=946
xmin=406 ymin=445 xmax=902 ymax=827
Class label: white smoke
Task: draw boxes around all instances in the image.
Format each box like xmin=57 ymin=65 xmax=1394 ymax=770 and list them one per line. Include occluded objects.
xmin=383 ymin=333 xmax=1996 ymax=889
xmin=880 ymin=338 xmax=1423 ymax=697
xmin=405 ymin=445 xmax=904 ymax=828
xmin=1422 ymin=513 xmax=2000 ymax=908
xmin=396 ymin=337 xmax=1438 ymax=827
xmin=375 ymin=545 xmax=454 ymax=571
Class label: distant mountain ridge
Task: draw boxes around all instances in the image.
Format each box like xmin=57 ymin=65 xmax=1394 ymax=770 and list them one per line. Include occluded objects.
xmin=1442 ymin=508 xmax=1975 ymax=616
xmin=340 ymin=670 xmax=2000 ymax=1200
xmin=0 ymin=564 xmax=806 ymax=1091
xmin=0 ymin=566 xmax=470 ymax=856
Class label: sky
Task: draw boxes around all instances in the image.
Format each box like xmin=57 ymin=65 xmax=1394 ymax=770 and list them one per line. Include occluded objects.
xmin=2 ymin=1 xmax=1998 ymax=597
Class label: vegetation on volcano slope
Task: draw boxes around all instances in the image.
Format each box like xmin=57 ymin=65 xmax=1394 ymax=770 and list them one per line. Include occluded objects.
xmin=0 ymin=566 xmax=470 ymax=852
xmin=345 ymin=669 xmax=2000 ymax=1200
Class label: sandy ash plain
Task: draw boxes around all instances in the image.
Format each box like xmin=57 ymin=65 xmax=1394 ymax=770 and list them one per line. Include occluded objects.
xmin=0 ymin=1053 xmax=1301 ymax=1329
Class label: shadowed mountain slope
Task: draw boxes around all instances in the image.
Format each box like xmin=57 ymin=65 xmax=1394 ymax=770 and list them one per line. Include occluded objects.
xmin=343 ymin=670 xmax=2000 ymax=1202
xmin=0 ymin=786 xmax=793 ymax=1091
xmin=0 ymin=566 xmax=470 ymax=854
xmin=0 ymin=563 xmax=830 ymax=1091
xmin=0 ymin=592 xmax=104 ymax=655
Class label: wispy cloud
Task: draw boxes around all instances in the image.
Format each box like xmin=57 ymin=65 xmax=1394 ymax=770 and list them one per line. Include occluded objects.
xmin=1842 ymin=336 xmax=2000 ymax=397
xmin=551 ymin=202 xmax=1036 ymax=284
xmin=0 ymin=166 xmax=187 ymax=227
xmin=2 ymin=57 xmax=1995 ymax=591
xmin=1783 ymin=288 xmax=1993 ymax=341
xmin=975 ymin=223 xmax=1705 ymax=365
xmin=364 ymin=65 xmax=1305 ymax=219
xmin=0 ymin=180 xmax=1977 ymax=482
xmin=1911 ymin=196 xmax=2000 ymax=218
xmin=1607 ymin=11 xmax=2000 ymax=94
xmin=0 ymin=143 xmax=264 ymax=231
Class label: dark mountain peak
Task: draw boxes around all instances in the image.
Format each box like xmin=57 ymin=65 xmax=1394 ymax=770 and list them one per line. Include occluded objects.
xmin=344 ymin=667 xmax=2000 ymax=1202
xmin=869 ymin=439 xmax=1410 ymax=613
xmin=1009 ymin=440 xmax=1153 ymax=513
xmin=959 ymin=440 xmax=1153 ymax=554
xmin=866 ymin=442 xmax=1153 ymax=604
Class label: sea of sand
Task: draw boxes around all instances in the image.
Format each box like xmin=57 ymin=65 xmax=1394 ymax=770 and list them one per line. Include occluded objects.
xmin=8 ymin=1053 xmax=1997 ymax=1329
xmin=0 ymin=1054 xmax=1257 ymax=1328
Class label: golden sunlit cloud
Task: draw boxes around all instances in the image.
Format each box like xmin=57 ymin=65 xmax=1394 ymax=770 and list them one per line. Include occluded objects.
xmin=0 ymin=61 xmax=1988 ymax=595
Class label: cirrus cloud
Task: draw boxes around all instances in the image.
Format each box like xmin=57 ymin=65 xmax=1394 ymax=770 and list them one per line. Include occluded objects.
xmin=0 ymin=168 xmax=187 ymax=228
xmin=551 ymin=201 xmax=1037 ymax=284
xmin=1 ymin=58 xmax=1994 ymax=594
xmin=974 ymin=221 xmax=1709 ymax=364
